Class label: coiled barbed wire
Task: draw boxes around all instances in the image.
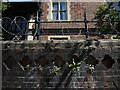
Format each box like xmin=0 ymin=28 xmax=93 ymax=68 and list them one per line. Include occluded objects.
xmin=2 ymin=16 xmax=119 ymax=39
xmin=2 ymin=16 xmax=29 ymax=39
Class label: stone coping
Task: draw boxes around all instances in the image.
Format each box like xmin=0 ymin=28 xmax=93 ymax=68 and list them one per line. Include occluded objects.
xmin=1 ymin=39 xmax=120 ymax=43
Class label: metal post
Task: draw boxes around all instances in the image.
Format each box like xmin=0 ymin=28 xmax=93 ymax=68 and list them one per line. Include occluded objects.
xmin=84 ymin=8 xmax=89 ymax=39
xmin=34 ymin=10 xmax=40 ymax=40
xmin=33 ymin=1 xmax=43 ymax=40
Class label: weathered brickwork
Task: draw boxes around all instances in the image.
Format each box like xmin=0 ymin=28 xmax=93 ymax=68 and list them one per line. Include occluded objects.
xmin=36 ymin=2 xmax=103 ymax=40
xmin=70 ymin=2 xmax=101 ymax=21
xmin=40 ymin=2 xmax=102 ymax=29
xmin=39 ymin=35 xmax=99 ymax=40
xmin=2 ymin=40 xmax=120 ymax=89
xmin=41 ymin=2 xmax=49 ymax=21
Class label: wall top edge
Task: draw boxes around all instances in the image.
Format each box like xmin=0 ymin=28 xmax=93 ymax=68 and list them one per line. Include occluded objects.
xmin=6 ymin=0 xmax=120 ymax=2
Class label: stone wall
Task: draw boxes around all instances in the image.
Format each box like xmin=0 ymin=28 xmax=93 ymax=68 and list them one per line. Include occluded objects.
xmin=2 ymin=39 xmax=120 ymax=89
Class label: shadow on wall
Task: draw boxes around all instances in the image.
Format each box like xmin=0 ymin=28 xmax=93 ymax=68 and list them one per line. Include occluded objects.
xmin=102 ymin=54 xmax=115 ymax=69
xmin=3 ymin=54 xmax=117 ymax=71
xmin=4 ymin=55 xmax=16 ymax=70
xmin=85 ymin=55 xmax=99 ymax=67
xmin=19 ymin=55 xmax=33 ymax=69
xmin=35 ymin=55 xmax=49 ymax=67
xmin=117 ymin=56 xmax=120 ymax=64
xmin=54 ymin=55 xmax=65 ymax=67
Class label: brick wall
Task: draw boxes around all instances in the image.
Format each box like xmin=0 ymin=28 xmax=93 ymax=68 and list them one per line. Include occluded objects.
xmin=40 ymin=2 xmax=102 ymax=29
xmin=70 ymin=2 xmax=101 ymax=21
xmin=39 ymin=35 xmax=99 ymax=40
xmin=41 ymin=2 xmax=102 ymax=21
xmin=37 ymin=2 xmax=102 ymax=40
xmin=41 ymin=2 xmax=49 ymax=21
xmin=2 ymin=40 xmax=120 ymax=89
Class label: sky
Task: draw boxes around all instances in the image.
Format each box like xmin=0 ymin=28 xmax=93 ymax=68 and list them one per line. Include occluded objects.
xmin=9 ymin=0 xmax=33 ymax=2
xmin=114 ymin=2 xmax=120 ymax=11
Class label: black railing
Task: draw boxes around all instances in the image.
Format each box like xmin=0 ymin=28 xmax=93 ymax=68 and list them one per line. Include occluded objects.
xmin=1 ymin=16 xmax=120 ymax=41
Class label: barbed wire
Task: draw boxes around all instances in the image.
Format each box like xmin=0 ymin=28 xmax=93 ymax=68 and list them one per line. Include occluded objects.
xmin=2 ymin=16 xmax=29 ymax=40
xmin=0 ymin=25 xmax=15 ymax=35
xmin=2 ymin=16 xmax=120 ymax=40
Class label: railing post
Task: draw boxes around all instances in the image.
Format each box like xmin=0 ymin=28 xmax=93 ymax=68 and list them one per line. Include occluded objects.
xmin=83 ymin=7 xmax=89 ymax=39
xmin=34 ymin=8 xmax=43 ymax=40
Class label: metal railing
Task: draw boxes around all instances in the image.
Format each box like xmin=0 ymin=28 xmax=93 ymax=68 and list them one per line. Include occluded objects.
xmin=1 ymin=16 xmax=120 ymax=41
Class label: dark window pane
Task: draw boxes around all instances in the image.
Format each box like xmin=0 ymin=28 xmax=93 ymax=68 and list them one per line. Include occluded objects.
xmin=60 ymin=2 xmax=66 ymax=10
xmin=53 ymin=2 xmax=58 ymax=11
xmin=53 ymin=12 xmax=58 ymax=20
xmin=60 ymin=12 xmax=67 ymax=20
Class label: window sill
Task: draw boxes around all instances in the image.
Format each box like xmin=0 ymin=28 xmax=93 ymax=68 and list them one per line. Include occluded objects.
xmin=48 ymin=19 xmax=70 ymax=21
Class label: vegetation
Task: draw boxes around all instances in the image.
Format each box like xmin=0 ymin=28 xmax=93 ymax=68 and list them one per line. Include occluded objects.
xmin=0 ymin=1 xmax=10 ymax=12
xmin=94 ymin=2 xmax=120 ymax=35
xmin=0 ymin=2 xmax=10 ymax=40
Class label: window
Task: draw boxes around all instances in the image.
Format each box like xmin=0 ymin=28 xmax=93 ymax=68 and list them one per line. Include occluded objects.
xmin=52 ymin=2 xmax=67 ymax=20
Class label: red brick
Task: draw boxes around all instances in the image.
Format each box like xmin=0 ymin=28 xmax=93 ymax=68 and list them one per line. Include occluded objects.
xmin=39 ymin=2 xmax=103 ymax=29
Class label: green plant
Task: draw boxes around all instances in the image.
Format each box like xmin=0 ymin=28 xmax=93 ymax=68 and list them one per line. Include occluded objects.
xmin=94 ymin=2 xmax=120 ymax=34
xmin=0 ymin=1 xmax=10 ymax=12
xmin=53 ymin=40 xmax=99 ymax=90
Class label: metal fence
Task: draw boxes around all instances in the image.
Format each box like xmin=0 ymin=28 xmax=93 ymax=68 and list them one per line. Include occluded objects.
xmin=1 ymin=16 xmax=120 ymax=40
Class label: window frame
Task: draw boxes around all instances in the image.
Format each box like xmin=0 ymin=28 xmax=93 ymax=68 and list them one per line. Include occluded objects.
xmin=52 ymin=2 xmax=67 ymax=20
xmin=47 ymin=0 xmax=70 ymax=21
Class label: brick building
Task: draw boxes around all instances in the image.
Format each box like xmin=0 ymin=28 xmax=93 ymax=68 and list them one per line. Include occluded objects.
xmin=2 ymin=1 xmax=104 ymax=40
xmin=34 ymin=1 xmax=103 ymax=40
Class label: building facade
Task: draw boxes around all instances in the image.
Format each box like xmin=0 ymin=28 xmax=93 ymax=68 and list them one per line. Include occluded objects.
xmin=2 ymin=1 xmax=104 ymax=40
xmin=33 ymin=1 xmax=103 ymax=40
